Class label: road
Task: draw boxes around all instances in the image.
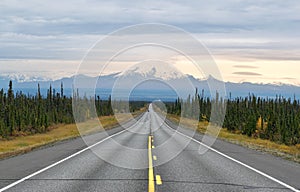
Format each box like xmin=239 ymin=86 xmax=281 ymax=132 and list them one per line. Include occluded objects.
xmin=0 ymin=104 xmax=299 ymax=191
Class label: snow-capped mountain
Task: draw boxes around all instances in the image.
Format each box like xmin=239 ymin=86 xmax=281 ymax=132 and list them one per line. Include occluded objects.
xmin=115 ymin=62 xmax=186 ymax=80
xmin=0 ymin=71 xmax=74 ymax=83
xmin=1 ymin=66 xmax=300 ymax=99
xmin=0 ymin=73 xmax=51 ymax=83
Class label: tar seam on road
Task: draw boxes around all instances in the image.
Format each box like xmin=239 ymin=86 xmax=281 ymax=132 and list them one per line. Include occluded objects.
xmin=148 ymin=135 xmax=155 ymax=192
xmin=162 ymin=118 xmax=300 ymax=192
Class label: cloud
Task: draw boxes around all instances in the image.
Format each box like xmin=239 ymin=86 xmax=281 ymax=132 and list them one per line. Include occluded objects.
xmin=282 ymin=77 xmax=297 ymax=80
xmin=0 ymin=33 xmax=100 ymax=60
xmin=233 ymin=72 xmax=262 ymax=76
xmin=0 ymin=0 xmax=300 ymax=84
xmin=233 ymin=65 xmax=258 ymax=69
xmin=1 ymin=0 xmax=300 ymax=35
xmin=7 ymin=16 xmax=79 ymax=25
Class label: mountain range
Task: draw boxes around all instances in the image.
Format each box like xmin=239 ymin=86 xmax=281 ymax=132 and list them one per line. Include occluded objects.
xmin=1 ymin=66 xmax=300 ymax=99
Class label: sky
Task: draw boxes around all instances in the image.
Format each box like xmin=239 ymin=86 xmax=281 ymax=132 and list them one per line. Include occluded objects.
xmin=0 ymin=0 xmax=300 ymax=85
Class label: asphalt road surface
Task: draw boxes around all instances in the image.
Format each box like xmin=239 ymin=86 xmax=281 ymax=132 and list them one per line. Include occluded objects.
xmin=0 ymin=104 xmax=299 ymax=192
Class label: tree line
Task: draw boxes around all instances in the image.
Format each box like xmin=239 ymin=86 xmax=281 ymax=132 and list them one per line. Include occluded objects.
xmin=0 ymin=81 xmax=145 ymax=138
xmin=167 ymin=88 xmax=300 ymax=146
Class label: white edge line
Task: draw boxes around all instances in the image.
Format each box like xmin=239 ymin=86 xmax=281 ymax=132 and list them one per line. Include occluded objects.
xmin=0 ymin=128 xmax=128 ymax=192
xmin=0 ymin=112 xmax=148 ymax=192
xmin=163 ymin=121 xmax=300 ymax=192
xmin=2 ymin=112 xmax=298 ymax=192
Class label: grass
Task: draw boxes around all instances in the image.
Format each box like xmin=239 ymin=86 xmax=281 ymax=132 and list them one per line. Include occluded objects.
xmin=2 ymin=107 xmax=299 ymax=163
xmin=0 ymin=108 xmax=146 ymax=159
xmin=167 ymin=114 xmax=300 ymax=163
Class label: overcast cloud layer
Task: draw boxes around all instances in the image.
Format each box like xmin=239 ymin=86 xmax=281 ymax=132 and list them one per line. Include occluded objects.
xmin=0 ymin=0 xmax=300 ymax=84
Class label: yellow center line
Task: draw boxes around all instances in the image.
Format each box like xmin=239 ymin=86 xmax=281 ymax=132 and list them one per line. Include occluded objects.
xmin=148 ymin=136 xmax=155 ymax=192
xmin=156 ymin=175 xmax=162 ymax=185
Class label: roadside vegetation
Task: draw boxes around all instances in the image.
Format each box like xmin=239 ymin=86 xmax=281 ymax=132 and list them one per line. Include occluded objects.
xmin=0 ymin=111 xmax=145 ymax=159
xmin=1 ymin=80 xmax=300 ymax=162
xmin=0 ymin=81 xmax=146 ymax=158
xmin=166 ymin=88 xmax=300 ymax=162
xmin=167 ymin=114 xmax=300 ymax=163
xmin=0 ymin=81 xmax=145 ymax=139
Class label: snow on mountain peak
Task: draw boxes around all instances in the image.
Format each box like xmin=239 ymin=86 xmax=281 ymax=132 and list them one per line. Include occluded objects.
xmin=116 ymin=62 xmax=186 ymax=80
xmin=0 ymin=72 xmax=74 ymax=82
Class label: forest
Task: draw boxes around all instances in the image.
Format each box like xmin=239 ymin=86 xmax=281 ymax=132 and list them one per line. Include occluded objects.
xmin=1 ymin=80 xmax=300 ymax=146
xmin=0 ymin=81 xmax=145 ymax=138
xmin=167 ymin=89 xmax=300 ymax=146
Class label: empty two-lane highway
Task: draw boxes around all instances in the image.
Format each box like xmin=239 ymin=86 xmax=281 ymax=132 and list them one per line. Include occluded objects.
xmin=0 ymin=104 xmax=299 ymax=192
